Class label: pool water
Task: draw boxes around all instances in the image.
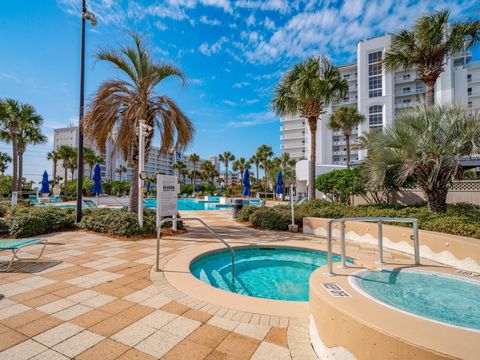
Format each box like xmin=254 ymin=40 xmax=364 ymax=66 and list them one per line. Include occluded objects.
xmin=352 ymin=270 xmax=480 ymax=331
xmin=144 ymin=198 xmax=230 ymax=211
xmin=190 ymin=247 xmax=345 ymax=301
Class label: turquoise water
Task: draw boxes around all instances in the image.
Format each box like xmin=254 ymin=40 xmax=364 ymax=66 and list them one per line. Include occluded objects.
xmin=144 ymin=198 xmax=230 ymax=211
xmin=190 ymin=247 xmax=345 ymax=301
xmin=356 ymin=270 xmax=480 ymax=331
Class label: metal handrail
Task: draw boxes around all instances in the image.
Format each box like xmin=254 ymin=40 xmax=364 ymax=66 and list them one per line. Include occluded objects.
xmin=155 ymin=217 xmax=235 ymax=285
xmin=327 ymin=217 xmax=419 ymax=276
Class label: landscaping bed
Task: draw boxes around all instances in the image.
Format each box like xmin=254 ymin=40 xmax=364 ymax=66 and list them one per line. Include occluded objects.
xmin=236 ymin=201 xmax=480 ymax=239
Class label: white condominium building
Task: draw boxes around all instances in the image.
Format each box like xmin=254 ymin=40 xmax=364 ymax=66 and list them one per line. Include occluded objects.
xmin=52 ymin=126 xmax=215 ymax=182
xmin=280 ymin=35 xmax=480 ymax=168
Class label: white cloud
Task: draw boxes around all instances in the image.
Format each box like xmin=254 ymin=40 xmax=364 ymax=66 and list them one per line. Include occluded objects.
xmin=264 ymin=17 xmax=276 ymax=30
xmin=223 ymin=100 xmax=237 ymax=106
xmin=200 ymin=15 xmax=221 ymax=26
xmin=246 ymin=13 xmax=256 ymax=27
xmin=199 ymin=36 xmax=228 ymax=56
xmin=227 ymin=111 xmax=277 ymax=128
xmin=236 ymin=0 xmax=292 ymax=14
xmin=154 ymin=21 xmax=168 ymax=30
xmin=243 ymin=99 xmax=259 ymax=105
xmin=189 ymin=78 xmax=204 ymax=85
xmin=233 ymin=81 xmax=250 ymax=88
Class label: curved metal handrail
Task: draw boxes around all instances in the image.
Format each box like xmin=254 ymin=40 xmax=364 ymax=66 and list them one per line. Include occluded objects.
xmin=326 ymin=217 xmax=420 ymax=276
xmin=156 ymin=217 xmax=235 ymax=285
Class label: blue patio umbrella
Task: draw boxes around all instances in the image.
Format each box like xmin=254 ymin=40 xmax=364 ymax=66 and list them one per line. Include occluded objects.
xmin=90 ymin=164 xmax=102 ymax=204
xmin=242 ymin=169 xmax=251 ymax=197
xmin=146 ymin=181 xmax=151 ymax=195
xmin=195 ymin=184 xmax=201 ymax=192
xmin=40 ymin=171 xmax=50 ymax=194
xmin=275 ymin=171 xmax=283 ymax=196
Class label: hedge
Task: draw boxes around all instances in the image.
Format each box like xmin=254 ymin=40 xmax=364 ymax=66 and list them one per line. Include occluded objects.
xmin=239 ymin=200 xmax=480 ymax=239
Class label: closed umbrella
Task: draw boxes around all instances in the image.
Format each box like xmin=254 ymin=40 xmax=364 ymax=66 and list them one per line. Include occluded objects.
xmin=242 ymin=169 xmax=251 ymax=197
xmin=275 ymin=171 xmax=283 ymax=199
xmin=146 ymin=181 xmax=151 ymax=196
xmin=90 ymin=163 xmax=102 ymax=205
xmin=40 ymin=171 xmax=50 ymax=195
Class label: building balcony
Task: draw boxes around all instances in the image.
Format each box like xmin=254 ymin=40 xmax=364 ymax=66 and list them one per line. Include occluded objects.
xmin=395 ymin=102 xmax=415 ymax=109
xmin=281 ymin=124 xmax=306 ymax=131
xmin=395 ymin=88 xmax=424 ymax=97
xmin=468 ymin=91 xmax=480 ymax=98
xmin=280 ymin=143 xmax=305 ymax=150
xmin=467 ymin=77 xmax=480 ymax=84
xmin=281 ymin=117 xmax=304 ymax=123
xmin=281 ymin=135 xmax=305 ymax=141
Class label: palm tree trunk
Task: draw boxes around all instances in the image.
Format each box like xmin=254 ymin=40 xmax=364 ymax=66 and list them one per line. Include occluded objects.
xmin=345 ymin=134 xmax=351 ymax=170
xmin=256 ymin=164 xmax=259 ymax=184
xmin=17 ymin=152 xmax=23 ymax=192
xmin=308 ymin=117 xmax=317 ymax=200
xmin=11 ymin=138 xmax=18 ymax=192
xmin=129 ymin=160 xmax=139 ymax=214
xmin=64 ymin=166 xmax=68 ymax=186
xmin=225 ymin=164 xmax=228 ymax=187
xmin=425 ymin=82 xmax=435 ymax=106
xmin=53 ymin=161 xmax=57 ymax=186
xmin=424 ymin=186 xmax=448 ymax=213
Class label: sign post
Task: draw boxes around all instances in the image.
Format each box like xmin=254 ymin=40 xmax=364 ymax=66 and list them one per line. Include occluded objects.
xmin=156 ymin=175 xmax=179 ymax=229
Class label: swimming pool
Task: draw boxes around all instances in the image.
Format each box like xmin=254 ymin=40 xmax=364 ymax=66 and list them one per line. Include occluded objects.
xmin=350 ymin=269 xmax=480 ymax=331
xmin=144 ymin=198 xmax=231 ymax=211
xmin=190 ymin=247 xmax=346 ymax=301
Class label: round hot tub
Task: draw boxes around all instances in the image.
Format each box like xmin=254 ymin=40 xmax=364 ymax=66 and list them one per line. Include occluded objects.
xmin=349 ymin=269 xmax=480 ymax=331
xmin=190 ymin=247 xmax=347 ymax=301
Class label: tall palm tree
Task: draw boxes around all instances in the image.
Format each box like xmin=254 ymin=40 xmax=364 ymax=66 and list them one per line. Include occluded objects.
xmin=47 ymin=150 xmax=60 ymax=186
xmin=256 ymin=145 xmax=274 ymax=192
xmin=84 ymin=147 xmax=97 ymax=178
xmin=0 ymin=152 xmax=11 ymax=175
xmin=172 ymin=160 xmax=187 ymax=183
xmin=189 ymin=153 xmax=200 ymax=188
xmin=383 ymin=10 xmax=480 ymax=106
xmin=218 ymin=151 xmax=235 ymax=186
xmin=328 ymin=106 xmax=365 ymax=170
xmin=0 ymin=99 xmax=21 ymax=192
xmin=200 ymin=161 xmax=219 ymax=185
xmin=232 ymin=157 xmax=250 ymax=181
xmin=359 ymin=104 xmax=480 ymax=213
xmin=17 ymin=121 xmax=47 ymax=191
xmin=83 ymin=32 xmax=194 ymax=214
xmin=115 ymin=164 xmax=127 ymax=181
xmin=272 ymin=56 xmax=348 ymax=200
xmin=69 ymin=148 xmax=78 ymax=180
xmin=249 ymin=154 xmax=260 ymax=185
xmin=57 ymin=145 xmax=75 ymax=185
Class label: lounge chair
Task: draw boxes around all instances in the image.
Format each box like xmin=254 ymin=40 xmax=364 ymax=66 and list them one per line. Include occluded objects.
xmin=28 ymin=195 xmax=39 ymax=205
xmin=0 ymin=238 xmax=48 ymax=271
xmin=83 ymin=199 xmax=98 ymax=209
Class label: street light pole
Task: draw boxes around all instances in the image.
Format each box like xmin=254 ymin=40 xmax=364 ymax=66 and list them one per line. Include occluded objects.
xmin=76 ymin=0 xmax=96 ymax=223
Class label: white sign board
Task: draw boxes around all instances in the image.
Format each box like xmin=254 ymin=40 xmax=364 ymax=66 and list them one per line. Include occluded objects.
xmin=156 ymin=175 xmax=179 ymax=226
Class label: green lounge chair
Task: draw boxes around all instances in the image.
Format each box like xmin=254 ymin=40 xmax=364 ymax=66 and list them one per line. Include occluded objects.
xmin=0 ymin=238 xmax=48 ymax=271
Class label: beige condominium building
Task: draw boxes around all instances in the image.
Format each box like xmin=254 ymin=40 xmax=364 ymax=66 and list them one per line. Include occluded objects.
xmin=280 ymin=34 xmax=480 ymax=169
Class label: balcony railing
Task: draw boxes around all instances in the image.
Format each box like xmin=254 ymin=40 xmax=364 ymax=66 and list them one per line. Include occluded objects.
xmin=395 ymin=88 xmax=424 ymax=96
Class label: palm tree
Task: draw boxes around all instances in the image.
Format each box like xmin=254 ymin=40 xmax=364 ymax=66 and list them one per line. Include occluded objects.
xmin=189 ymin=153 xmax=200 ymax=188
xmin=200 ymin=161 xmax=219 ymax=185
xmin=84 ymin=147 xmax=97 ymax=178
xmin=47 ymin=150 xmax=60 ymax=186
xmin=256 ymin=145 xmax=274 ymax=192
xmin=383 ymin=10 xmax=480 ymax=106
xmin=359 ymin=104 xmax=480 ymax=213
xmin=232 ymin=157 xmax=250 ymax=181
xmin=68 ymin=148 xmax=78 ymax=180
xmin=83 ymin=32 xmax=194 ymax=214
xmin=172 ymin=161 xmax=187 ymax=183
xmin=0 ymin=152 xmax=11 ymax=175
xmin=328 ymin=106 xmax=365 ymax=170
xmin=249 ymin=154 xmax=260 ymax=185
xmin=115 ymin=164 xmax=127 ymax=181
xmin=0 ymin=99 xmax=21 ymax=192
xmin=17 ymin=122 xmax=47 ymax=191
xmin=272 ymin=56 xmax=348 ymax=199
xmin=218 ymin=151 xmax=235 ymax=186
xmin=57 ymin=145 xmax=75 ymax=185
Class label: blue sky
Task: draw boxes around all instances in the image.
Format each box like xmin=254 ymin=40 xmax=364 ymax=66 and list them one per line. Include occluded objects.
xmin=0 ymin=0 xmax=479 ymax=183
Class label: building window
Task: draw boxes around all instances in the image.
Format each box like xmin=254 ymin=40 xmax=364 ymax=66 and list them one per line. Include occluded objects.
xmin=402 ymin=74 xmax=410 ymax=80
xmin=343 ymin=74 xmax=350 ymax=79
xmin=403 ymin=87 xmax=411 ymax=93
xmin=467 ymin=74 xmax=472 ymax=82
xmin=369 ymin=105 xmax=383 ymax=130
xmin=468 ymin=87 xmax=472 ymax=95
xmin=368 ymin=51 xmax=383 ymax=98
xmin=403 ymin=99 xmax=411 ymax=104
xmin=468 ymin=101 xmax=473 ymax=108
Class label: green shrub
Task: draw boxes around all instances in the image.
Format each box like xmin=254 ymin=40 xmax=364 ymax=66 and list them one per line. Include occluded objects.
xmin=249 ymin=207 xmax=290 ymax=231
xmin=236 ymin=206 xmax=258 ymax=222
xmin=0 ymin=218 xmax=9 ymax=235
xmin=315 ymin=169 xmax=364 ymax=203
xmin=79 ymin=208 xmax=183 ymax=237
xmin=6 ymin=207 xmax=75 ymax=238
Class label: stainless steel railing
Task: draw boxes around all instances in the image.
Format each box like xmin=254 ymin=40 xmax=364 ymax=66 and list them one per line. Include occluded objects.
xmin=327 ymin=217 xmax=420 ymax=276
xmin=155 ymin=217 xmax=235 ymax=285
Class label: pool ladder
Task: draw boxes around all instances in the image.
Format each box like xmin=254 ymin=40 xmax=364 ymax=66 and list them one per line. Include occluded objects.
xmin=326 ymin=217 xmax=420 ymax=276
xmin=155 ymin=217 xmax=235 ymax=285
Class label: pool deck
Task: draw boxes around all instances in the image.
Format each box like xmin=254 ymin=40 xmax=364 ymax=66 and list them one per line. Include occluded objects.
xmin=0 ymin=210 xmax=475 ymax=359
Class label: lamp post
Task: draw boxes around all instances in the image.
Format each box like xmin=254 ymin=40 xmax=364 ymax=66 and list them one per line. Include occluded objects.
xmin=76 ymin=0 xmax=97 ymax=223
xmin=137 ymin=120 xmax=152 ymax=227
